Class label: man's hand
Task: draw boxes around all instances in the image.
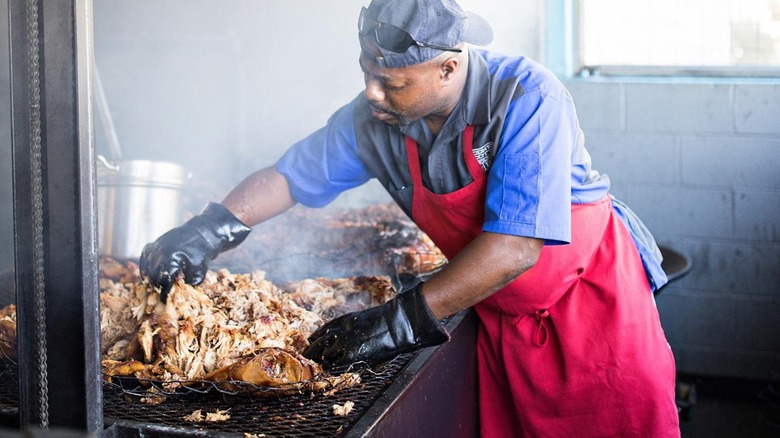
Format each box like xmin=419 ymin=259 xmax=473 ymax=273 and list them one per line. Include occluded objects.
xmin=139 ymin=202 xmax=251 ymax=301
xmin=302 ymin=283 xmax=450 ymax=371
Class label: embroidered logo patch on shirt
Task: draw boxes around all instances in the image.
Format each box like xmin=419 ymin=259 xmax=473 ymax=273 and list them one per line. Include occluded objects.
xmin=473 ymin=142 xmax=494 ymax=171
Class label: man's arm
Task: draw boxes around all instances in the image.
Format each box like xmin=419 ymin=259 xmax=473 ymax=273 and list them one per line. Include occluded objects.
xmin=139 ymin=165 xmax=297 ymax=297
xmin=423 ymin=232 xmax=543 ymax=319
xmin=302 ymin=230 xmax=542 ymax=370
xmin=221 ymin=165 xmax=297 ymax=227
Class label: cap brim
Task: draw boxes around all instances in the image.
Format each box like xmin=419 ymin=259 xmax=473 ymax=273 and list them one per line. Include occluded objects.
xmin=463 ymin=11 xmax=494 ymax=46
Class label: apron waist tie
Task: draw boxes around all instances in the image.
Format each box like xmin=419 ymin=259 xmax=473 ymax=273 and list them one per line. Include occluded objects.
xmin=534 ymin=309 xmax=550 ymax=347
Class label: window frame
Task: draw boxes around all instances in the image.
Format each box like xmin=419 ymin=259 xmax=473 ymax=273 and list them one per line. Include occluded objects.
xmin=548 ymin=0 xmax=780 ymax=79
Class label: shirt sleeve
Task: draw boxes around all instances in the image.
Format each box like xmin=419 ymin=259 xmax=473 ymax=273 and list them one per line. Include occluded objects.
xmin=482 ymin=85 xmax=576 ymax=245
xmin=275 ymin=100 xmax=373 ymax=208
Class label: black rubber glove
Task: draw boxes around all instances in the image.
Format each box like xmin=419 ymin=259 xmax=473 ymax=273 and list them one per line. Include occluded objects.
xmin=139 ymin=202 xmax=251 ymax=301
xmin=303 ymin=282 xmax=450 ymax=371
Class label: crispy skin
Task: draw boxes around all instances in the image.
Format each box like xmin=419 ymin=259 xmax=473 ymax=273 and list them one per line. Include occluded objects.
xmin=102 ymin=359 xmax=146 ymax=377
xmin=203 ymin=348 xmax=318 ymax=388
xmin=202 ymin=347 xmax=360 ymax=397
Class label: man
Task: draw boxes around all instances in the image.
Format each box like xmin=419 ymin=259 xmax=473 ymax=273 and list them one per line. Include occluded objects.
xmin=140 ymin=0 xmax=680 ymax=436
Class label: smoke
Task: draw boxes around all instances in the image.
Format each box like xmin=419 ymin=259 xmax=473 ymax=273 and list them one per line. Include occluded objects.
xmin=92 ymin=0 xmax=367 ymax=197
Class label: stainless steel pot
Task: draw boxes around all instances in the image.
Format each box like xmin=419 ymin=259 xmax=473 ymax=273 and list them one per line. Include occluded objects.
xmin=97 ymin=156 xmax=190 ymax=261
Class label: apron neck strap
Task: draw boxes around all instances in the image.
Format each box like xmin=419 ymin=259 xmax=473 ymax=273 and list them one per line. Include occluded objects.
xmin=405 ymin=125 xmax=479 ymax=187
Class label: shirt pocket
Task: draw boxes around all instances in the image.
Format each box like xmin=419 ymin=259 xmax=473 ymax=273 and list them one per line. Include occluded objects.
xmin=500 ymin=152 xmax=541 ymax=224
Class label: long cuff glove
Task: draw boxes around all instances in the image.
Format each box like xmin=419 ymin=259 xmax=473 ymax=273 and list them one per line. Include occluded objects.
xmin=139 ymin=202 xmax=251 ymax=301
xmin=302 ymin=282 xmax=450 ymax=372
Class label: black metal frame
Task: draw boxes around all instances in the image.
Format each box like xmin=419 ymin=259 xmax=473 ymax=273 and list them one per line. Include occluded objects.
xmin=8 ymin=0 xmax=101 ymax=432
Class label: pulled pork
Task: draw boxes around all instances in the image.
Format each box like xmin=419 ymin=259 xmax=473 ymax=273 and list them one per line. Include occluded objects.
xmin=96 ymin=258 xmax=396 ymax=394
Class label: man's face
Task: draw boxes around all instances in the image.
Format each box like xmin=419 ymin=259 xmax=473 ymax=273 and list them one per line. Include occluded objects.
xmin=359 ymin=48 xmax=444 ymax=126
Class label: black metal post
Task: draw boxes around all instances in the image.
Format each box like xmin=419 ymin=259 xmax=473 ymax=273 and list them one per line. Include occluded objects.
xmin=9 ymin=0 xmax=101 ymax=432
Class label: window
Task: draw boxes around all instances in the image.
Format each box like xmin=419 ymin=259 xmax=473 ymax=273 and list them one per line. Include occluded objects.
xmin=576 ymin=0 xmax=780 ymax=77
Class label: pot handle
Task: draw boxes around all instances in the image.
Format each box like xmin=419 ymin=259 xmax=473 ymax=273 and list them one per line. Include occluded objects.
xmin=97 ymin=154 xmax=120 ymax=172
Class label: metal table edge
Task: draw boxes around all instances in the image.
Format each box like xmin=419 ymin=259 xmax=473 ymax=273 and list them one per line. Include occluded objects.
xmin=343 ymin=308 xmax=476 ymax=437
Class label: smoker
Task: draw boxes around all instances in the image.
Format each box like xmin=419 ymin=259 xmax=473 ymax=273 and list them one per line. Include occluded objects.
xmin=3 ymin=1 xmax=478 ymax=436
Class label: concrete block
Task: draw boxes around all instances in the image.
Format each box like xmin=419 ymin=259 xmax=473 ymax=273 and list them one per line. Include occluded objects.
xmin=587 ymin=133 xmax=678 ymax=185
xmin=676 ymin=240 xmax=780 ymax=295
xmin=565 ymin=81 xmax=625 ymax=132
xmin=735 ymin=190 xmax=780 ymax=242
xmin=670 ymin=346 xmax=778 ymax=380
xmin=733 ymin=298 xmax=780 ymax=351
xmin=681 ymin=135 xmax=780 ymax=189
xmin=625 ymin=83 xmax=733 ymax=133
xmin=623 ymin=186 xmax=733 ymax=240
xmin=656 ymin=292 xmax=735 ymax=347
xmin=735 ymin=84 xmax=780 ymax=135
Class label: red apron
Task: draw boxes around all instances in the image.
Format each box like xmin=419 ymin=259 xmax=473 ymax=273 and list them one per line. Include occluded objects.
xmin=405 ymin=127 xmax=680 ymax=438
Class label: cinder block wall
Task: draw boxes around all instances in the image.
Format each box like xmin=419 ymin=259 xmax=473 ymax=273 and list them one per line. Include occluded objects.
xmin=566 ymin=80 xmax=780 ymax=381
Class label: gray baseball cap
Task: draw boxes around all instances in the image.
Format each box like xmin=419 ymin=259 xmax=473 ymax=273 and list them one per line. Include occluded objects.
xmin=359 ymin=0 xmax=494 ymax=68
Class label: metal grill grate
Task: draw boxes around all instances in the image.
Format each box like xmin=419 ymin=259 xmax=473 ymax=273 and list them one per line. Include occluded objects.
xmin=0 ymin=353 xmax=416 ymax=436
xmin=102 ymin=353 xmax=416 ymax=437
xmin=0 ymin=361 xmax=19 ymax=419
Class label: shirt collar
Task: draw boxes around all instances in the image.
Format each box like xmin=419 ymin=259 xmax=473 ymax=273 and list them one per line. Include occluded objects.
xmin=461 ymin=46 xmax=492 ymax=127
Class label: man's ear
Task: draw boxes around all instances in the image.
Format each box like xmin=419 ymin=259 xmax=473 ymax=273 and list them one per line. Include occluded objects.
xmin=440 ymin=56 xmax=460 ymax=82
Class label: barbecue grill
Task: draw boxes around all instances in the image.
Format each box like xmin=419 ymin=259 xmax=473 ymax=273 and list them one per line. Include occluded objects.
xmin=3 ymin=2 xmax=478 ymax=436
xmin=0 ymin=311 xmax=477 ymax=437
xmin=105 ymin=310 xmax=476 ymax=437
